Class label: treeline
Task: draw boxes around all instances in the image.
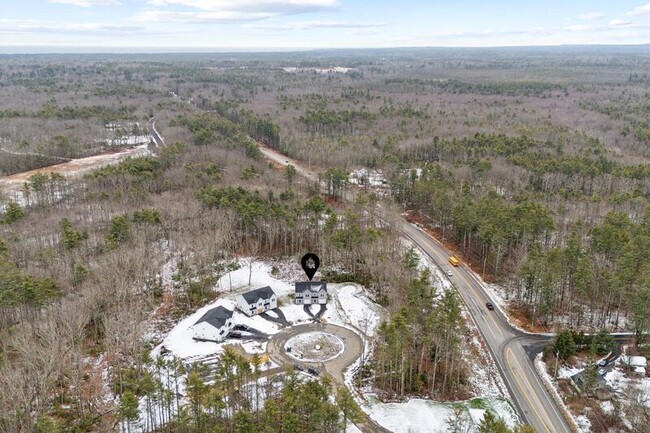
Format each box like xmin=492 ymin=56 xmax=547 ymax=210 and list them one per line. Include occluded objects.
xmin=39 ymin=101 xmax=137 ymax=122
xmin=0 ymin=102 xmax=136 ymax=122
xmin=394 ymin=166 xmax=555 ymax=276
xmin=384 ymin=78 xmax=562 ymax=96
xmin=513 ymin=209 xmax=650 ymax=331
xmin=173 ymin=113 xmax=265 ymax=157
xmin=0 ymin=239 xmax=60 ymax=327
xmin=112 ymin=348 xmax=362 ymax=433
xmin=299 ymin=108 xmax=374 ymax=136
xmin=373 ymin=267 xmax=468 ymax=399
xmin=400 ymin=133 xmax=650 ymax=197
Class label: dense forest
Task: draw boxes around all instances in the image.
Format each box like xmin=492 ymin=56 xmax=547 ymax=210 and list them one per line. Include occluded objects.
xmin=2 ymin=47 xmax=650 ymax=432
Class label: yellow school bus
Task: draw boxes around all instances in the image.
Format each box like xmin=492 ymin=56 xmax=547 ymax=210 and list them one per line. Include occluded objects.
xmin=449 ymin=256 xmax=460 ymax=267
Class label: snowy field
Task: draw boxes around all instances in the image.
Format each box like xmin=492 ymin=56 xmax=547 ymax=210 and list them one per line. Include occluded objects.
xmin=364 ymin=396 xmax=518 ymax=433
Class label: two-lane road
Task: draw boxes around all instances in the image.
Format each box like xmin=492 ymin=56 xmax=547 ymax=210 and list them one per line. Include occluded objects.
xmin=401 ymin=223 xmax=572 ymax=433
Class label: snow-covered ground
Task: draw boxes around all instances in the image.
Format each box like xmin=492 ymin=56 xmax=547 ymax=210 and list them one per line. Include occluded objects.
xmin=603 ymin=356 xmax=650 ymax=398
xmin=282 ymin=66 xmax=352 ymax=74
xmin=98 ymin=134 xmax=151 ymax=147
xmin=363 ymin=396 xmax=518 ymax=433
xmin=404 ymin=238 xmax=452 ymax=292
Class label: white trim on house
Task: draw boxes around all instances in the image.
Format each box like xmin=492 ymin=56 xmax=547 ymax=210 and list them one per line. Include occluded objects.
xmin=295 ymin=281 xmax=328 ymax=305
xmin=191 ymin=306 xmax=234 ymax=342
xmin=235 ymin=286 xmax=278 ymax=316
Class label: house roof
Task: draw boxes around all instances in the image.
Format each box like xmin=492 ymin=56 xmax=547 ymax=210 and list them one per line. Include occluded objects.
xmin=295 ymin=281 xmax=327 ymax=294
xmin=240 ymin=286 xmax=276 ymax=304
xmin=194 ymin=306 xmax=233 ymax=329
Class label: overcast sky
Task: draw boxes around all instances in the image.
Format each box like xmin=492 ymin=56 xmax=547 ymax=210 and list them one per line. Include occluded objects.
xmin=1 ymin=0 xmax=650 ymax=52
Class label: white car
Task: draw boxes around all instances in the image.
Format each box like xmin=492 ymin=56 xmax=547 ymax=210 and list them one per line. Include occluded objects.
xmin=446 ymin=269 xmax=453 ymax=277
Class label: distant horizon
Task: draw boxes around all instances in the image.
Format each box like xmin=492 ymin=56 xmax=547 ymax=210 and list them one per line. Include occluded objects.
xmin=3 ymin=1 xmax=650 ymax=53
xmin=1 ymin=42 xmax=650 ymax=56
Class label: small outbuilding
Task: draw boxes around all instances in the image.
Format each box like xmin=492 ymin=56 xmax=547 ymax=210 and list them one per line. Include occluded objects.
xmin=236 ymin=286 xmax=278 ymax=316
xmin=295 ymin=281 xmax=328 ymax=305
xmin=192 ymin=306 xmax=234 ymax=342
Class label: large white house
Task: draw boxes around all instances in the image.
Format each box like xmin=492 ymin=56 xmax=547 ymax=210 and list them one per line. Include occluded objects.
xmin=192 ymin=306 xmax=234 ymax=342
xmin=294 ymin=281 xmax=328 ymax=305
xmin=236 ymin=286 xmax=278 ymax=316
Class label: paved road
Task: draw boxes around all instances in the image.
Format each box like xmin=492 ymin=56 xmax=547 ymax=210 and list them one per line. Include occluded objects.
xmin=147 ymin=117 xmax=165 ymax=147
xmin=401 ymin=223 xmax=573 ymax=433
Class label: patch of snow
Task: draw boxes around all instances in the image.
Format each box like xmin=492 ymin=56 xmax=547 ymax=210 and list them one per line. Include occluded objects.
xmin=574 ymin=415 xmax=592 ymax=433
xmin=348 ymin=168 xmax=386 ymax=187
xmin=331 ymin=284 xmax=382 ymax=337
xmin=363 ymin=397 xmax=518 ymax=433
xmin=98 ymin=134 xmax=151 ymax=147
xmin=280 ymin=303 xmax=312 ymax=325
xmin=213 ymin=260 xmax=294 ymax=297
xmin=240 ymin=340 xmax=267 ymax=355
xmin=346 ymin=422 xmax=363 ymax=433
xmin=558 ymin=364 xmax=583 ymax=380
xmin=600 ymin=400 xmax=614 ymax=414
xmin=284 ymin=332 xmax=345 ymax=362
xmin=283 ymin=66 xmax=352 ymax=74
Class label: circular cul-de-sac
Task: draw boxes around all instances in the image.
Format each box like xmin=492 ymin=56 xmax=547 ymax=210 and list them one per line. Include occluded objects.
xmin=284 ymin=331 xmax=345 ymax=362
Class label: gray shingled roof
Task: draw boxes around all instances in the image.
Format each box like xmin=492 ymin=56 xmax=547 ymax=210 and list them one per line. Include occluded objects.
xmin=295 ymin=281 xmax=327 ymax=294
xmin=194 ymin=306 xmax=233 ymax=329
xmin=240 ymin=286 xmax=276 ymax=304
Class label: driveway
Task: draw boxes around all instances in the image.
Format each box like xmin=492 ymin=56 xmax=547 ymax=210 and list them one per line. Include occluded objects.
xmin=267 ymin=323 xmax=363 ymax=384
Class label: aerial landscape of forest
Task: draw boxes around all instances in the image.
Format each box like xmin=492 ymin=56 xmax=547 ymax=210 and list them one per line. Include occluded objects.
xmin=2 ymin=2 xmax=650 ymax=433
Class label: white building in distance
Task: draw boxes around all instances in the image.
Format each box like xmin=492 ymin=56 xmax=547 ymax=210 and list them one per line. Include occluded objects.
xmin=295 ymin=281 xmax=328 ymax=305
xmin=236 ymin=286 xmax=278 ymax=316
xmin=192 ymin=306 xmax=234 ymax=342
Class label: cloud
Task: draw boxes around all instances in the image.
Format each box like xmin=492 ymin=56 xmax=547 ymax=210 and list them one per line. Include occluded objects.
xmin=133 ymin=10 xmax=275 ymax=23
xmin=48 ymin=0 xmax=121 ymax=6
xmin=609 ymin=19 xmax=634 ymax=27
xmin=628 ymin=3 xmax=650 ymax=16
xmin=244 ymin=20 xmax=386 ymax=31
xmin=565 ymin=24 xmax=591 ymax=32
xmin=0 ymin=19 xmax=144 ymax=35
xmin=146 ymin=0 xmax=339 ymax=10
xmin=136 ymin=0 xmax=340 ymax=22
xmin=578 ymin=12 xmax=604 ymax=20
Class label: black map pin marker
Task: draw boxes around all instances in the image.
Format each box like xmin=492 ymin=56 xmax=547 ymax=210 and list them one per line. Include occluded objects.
xmin=300 ymin=253 xmax=320 ymax=281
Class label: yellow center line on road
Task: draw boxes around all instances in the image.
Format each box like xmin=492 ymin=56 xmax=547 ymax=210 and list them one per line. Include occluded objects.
xmin=454 ymin=271 xmax=503 ymax=340
xmin=506 ymin=347 xmax=552 ymax=433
